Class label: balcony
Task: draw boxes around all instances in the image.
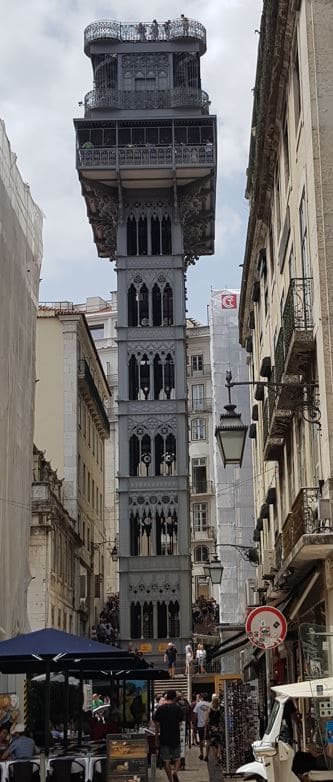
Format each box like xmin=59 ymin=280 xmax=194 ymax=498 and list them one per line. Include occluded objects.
xmin=191 ymin=525 xmax=215 ymax=542
xmin=283 ymin=278 xmax=314 ymax=374
xmin=78 ymin=360 xmax=110 ymax=435
xmin=84 ymin=18 xmax=207 ymax=55
xmin=77 ymin=142 xmax=215 ymax=172
xmin=190 ymin=480 xmax=214 ymax=496
xmin=188 ymin=397 xmax=212 ymax=413
xmin=84 ymin=87 xmax=210 ymax=114
xmin=282 ymin=487 xmax=333 ymax=562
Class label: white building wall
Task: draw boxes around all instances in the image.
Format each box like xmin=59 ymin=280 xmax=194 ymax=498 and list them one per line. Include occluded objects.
xmin=0 ymin=120 xmax=42 ymax=638
xmin=210 ymin=290 xmax=254 ymax=667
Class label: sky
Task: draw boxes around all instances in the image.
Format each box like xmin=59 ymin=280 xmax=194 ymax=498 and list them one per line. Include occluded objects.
xmin=1 ymin=0 xmax=262 ymax=323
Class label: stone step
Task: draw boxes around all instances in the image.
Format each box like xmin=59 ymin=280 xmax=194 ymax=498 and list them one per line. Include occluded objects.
xmin=154 ymin=675 xmax=188 ymax=697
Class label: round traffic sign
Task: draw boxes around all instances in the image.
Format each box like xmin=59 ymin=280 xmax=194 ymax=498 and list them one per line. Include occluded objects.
xmin=245 ymin=606 xmax=287 ymax=649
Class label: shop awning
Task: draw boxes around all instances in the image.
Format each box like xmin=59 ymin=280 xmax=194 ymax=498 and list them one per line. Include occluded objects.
xmin=209 ymin=630 xmax=249 ymax=660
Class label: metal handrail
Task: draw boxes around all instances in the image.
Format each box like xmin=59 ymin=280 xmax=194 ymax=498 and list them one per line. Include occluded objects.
xmin=84 ymin=18 xmax=207 ymax=54
xmin=77 ymin=143 xmax=215 ymax=170
xmin=84 ymin=87 xmax=210 ymax=113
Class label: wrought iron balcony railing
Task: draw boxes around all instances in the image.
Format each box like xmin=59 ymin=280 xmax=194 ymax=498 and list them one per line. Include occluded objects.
xmin=84 ymin=87 xmax=210 ymax=113
xmin=78 ymin=143 xmax=215 ymax=170
xmin=84 ymin=18 xmax=207 ymax=54
xmin=190 ymin=480 xmax=214 ymax=495
xmin=283 ymin=277 xmax=313 ymax=357
xmin=188 ymin=397 xmax=212 ymax=413
xmin=274 ymin=327 xmax=285 ymax=385
xmin=282 ymin=487 xmax=323 ymax=559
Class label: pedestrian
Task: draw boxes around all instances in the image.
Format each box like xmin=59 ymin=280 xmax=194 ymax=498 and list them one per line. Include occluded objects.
xmin=184 ymin=644 xmax=193 ymax=675
xmin=164 ymin=20 xmax=171 ymax=39
xmin=154 ymin=689 xmax=185 ymax=782
xmin=204 ymin=694 xmax=222 ymax=763
xmin=180 ymin=14 xmax=189 ymax=36
xmin=193 ymin=692 xmax=210 ymax=760
xmin=195 ymin=643 xmax=206 ymax=673
xmin=190 ymin=695 xmax=200 ymax=745
xmin=164 ymin=642 xmax=177 ymax=678
xmin=137 ymin=22 xmax=146 ymax=41
xmin=2 ymin=725 xmax=39 ymax=760
xmin=150 ymin=19 xmax=159 ymax=40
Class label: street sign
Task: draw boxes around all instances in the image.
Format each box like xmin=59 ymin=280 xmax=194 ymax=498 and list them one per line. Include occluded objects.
xmin=245 ymin=606 xmax=287 ymax=649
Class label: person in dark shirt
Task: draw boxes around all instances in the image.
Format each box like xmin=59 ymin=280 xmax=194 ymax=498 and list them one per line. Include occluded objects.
xmin=164 ymin=643 xmax=177 ymax=678
xmin=154 ymin=690 xmax=185 ymax=782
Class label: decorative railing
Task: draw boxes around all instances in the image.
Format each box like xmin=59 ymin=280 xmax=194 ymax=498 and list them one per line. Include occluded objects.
xmin=78 ymin=143 xmax=215 ymax=169
xmin=262 ymin=398 xmax=269 ymax=444
xmin=283 ymin=277 xmax=313 ymax=357
xmin=282 ymin=487 xmax=321 ymax=559
xmin=84 ymin=18 xmax=207 ymax=53
xmin=188 ymin=397 xmax=213 ymax=412
xmin=84 ymin=87 xmax=210 ymax=113
xmin=274 ymin=327 xmax=285 ymax=384
xmin=190 ymin=480 xmax=214 ymax=495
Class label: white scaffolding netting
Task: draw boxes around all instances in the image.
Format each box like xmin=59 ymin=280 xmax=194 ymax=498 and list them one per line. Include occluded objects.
xmin=0 ymin=120 xmax=43 ymax=638
xmin=210 ymin=290 xmax=254 ymax=670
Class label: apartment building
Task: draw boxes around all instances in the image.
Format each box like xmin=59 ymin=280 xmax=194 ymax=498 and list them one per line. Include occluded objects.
xmin=187 ymin=320 xmax=216 ymax=606
xmin=76 ymin=295 xmax=119 ymax=596
xmin=0 ymin=121 xmax=42 ymax=639
xmin=28 ymin=446 xmax=80 ymax=632
xmin=240 ymin=0 xmax=333 ymax=684
xmin=34 ymin=306 xmax=110 ymax=634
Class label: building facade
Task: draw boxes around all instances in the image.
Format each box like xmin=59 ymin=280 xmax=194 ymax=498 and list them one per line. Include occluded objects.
xmin=240 ymin=0 xmax=333 ymax=685
xmin=34 ymin=307 xmax=110 ymax=634
xmin=0 ymin=121 xmax=43 ymax=639
xmin=74 ymin=16 xmax=216 ymax=659
xmin=28 ymin=446 xmax=80 ymax=632
xmin=76 ymin=295 xmax=119 ymax=596
xmin=186 ymin=320 xmax=216 ymax=607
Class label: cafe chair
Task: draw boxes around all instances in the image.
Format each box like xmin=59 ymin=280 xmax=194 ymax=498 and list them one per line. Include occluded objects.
xmin=8 ymin=761 xmax=40 ymax=782
xmin=48 ymin=757 xmax=85 ymax=782
xmin=91 ymin=757 xmax=106 ymax=782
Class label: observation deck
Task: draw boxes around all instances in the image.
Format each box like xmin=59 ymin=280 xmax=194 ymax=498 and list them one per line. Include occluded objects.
xmin=84 ymin=18 xmax=207 ymax=55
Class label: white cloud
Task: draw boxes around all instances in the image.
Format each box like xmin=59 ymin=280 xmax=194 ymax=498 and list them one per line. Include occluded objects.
xmin=1 ymin=0 xmax=261 ymax=312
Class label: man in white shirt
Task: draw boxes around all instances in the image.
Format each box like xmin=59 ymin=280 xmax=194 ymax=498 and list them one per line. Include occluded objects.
xmin=193 ymin=693 xmax=210 ymax=760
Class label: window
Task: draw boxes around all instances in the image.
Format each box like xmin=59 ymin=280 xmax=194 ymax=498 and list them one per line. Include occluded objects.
xmin=95 ymin=574 xmax=101 ymax=599
xmin=283 ymin=117 xmax=290 ymax=190
xmin=191 ymin=355 xmax=203 ymax=372
xmin=192 ymin=457 xmax=207 ymax=494
xmin=88 ymin=472 xmax=91 ymax=504
xmin=193 ymin=502 xmax=208 ymax=531
xmin=78 ymin=396 xmax=82 ymax=429
xmin=90 ymin=324 xmax=104 ymax=341
xmin=100 ymin=492 xmax=103 ymax=519
xmin=275 ymin=166 xmax=281 ymax=238
xmin=92 ymin=479 xmax=95 ymax=509
xmin=299 ymin=190 xmax=311 ymax=278
xmin=191 ymin=384 xmax=205 ymax=411
xmin=83 ymin=464 xmax=86 ymax=496
xmin=78 ymin=454 xmax=81 ymax=491
xmin=191 ymin=418 xmax=206 ymax=440
xmin=194 ymin=545 xmax=209 ymax=563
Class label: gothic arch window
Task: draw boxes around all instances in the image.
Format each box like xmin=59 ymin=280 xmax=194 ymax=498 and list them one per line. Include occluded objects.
xmin=158 ymin=70 xmax=168 ymax=90
xmin=129 ymin=433 xmax=151 ymax=476
xmin=156 ymin=509 xmax=178 ymax=555
xmin=168 ymin=600 xmax=180 ymax=637
xmin=155 ymin=432 xmax=176 ymax=476
xmin=131 ymin=511 xmax=153 ymax=556
xmin=194 ymin=545 xmax=209 ymax=563
xmin=152 ymin=283 xmax=162 ymax=326
xmin=162 ymin=283 xmax=173 ymax=325
xmin=142 ymin=602 xmax=154 ymax=638
xmin=138 ymin=284 xmax=149 ymax=325
xmin=127 ymin=216 xmax=137 ymax=256
xmin=151 ymin=214 xmax=161 ymax=255
xmin=130 ymin=602 xmax=141 ymax=639
xmin=153 ymin=353 xmax=175 ymax=400
xmin=161 ymin=215 xmax=172 ymax=254
xmin=157 ymin=601 xmax=167 ymax=638
xmin=129 ymin=354 xmax=139 ymax=400
xmin=128 ymin=284 xmax=138 ymax=326
xmin=138 ymin=215 xmax=148 ymax=255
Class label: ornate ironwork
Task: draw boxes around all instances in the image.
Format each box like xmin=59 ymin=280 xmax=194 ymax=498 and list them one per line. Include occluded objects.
xmin=283 ymin=277 xmax=313 ymax=357
xmin=274 ymin=327 xmax=284 ymax=384
xmin=282 ymin=487 xmax=329 ymax=558
xmin=84 ymin=87 xmax=209 ymax=113
xmin=84 ymin=18 xmax=207 ymax=54
xmin=78 ymin=143 xmax=215 ymax=170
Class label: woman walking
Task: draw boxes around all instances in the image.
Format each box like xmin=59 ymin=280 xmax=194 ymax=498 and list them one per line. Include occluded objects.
xmin=205 ymin=694 xmax=223 ymax=764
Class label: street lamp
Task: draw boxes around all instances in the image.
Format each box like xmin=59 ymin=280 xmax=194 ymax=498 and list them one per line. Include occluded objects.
xmin=208 ymin=555 xmax=224 ymax=585
xmin=215 ymin=371 xmax=248 ymax=467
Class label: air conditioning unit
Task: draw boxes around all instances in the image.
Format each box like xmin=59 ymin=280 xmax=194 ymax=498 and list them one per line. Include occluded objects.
xmin=262 ymin=548 xmax=276 ymax=578
xmin=245 ymin=578 xmax=259 ymax=607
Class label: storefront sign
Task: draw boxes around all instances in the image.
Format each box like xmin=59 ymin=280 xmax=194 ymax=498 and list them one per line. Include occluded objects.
xmin=245 ymin=606 xmax=287 ymax=650
xmin=158 ymin=643 xmax=168 ymax=653
xmin=139 ymin=643 xmax=152 ymax=654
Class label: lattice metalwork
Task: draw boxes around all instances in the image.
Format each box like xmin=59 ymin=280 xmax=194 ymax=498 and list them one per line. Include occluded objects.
xmin=283 ymin=277 xmax=313 ymax=357
xmin=84 ymin=18 xmax=207 ymax=53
